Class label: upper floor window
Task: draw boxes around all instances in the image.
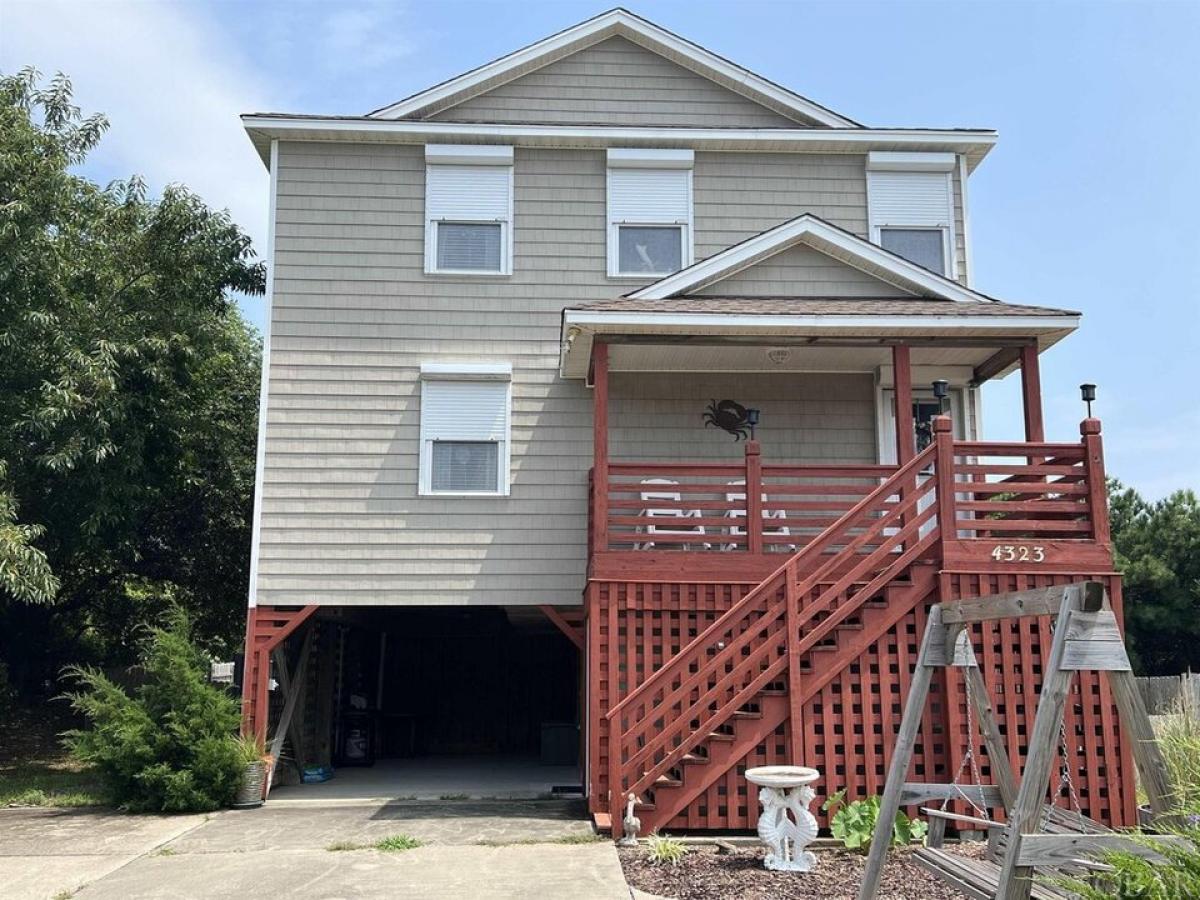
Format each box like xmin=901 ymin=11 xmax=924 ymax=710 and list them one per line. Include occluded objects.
xmin=607 ymin=149 xmax=694 ymax=278
xmin=418 ymin=363 xmax=512 ymax=496
xmin=867 ymin=152 xmax=956 ymax=278
xmin=425 ymin=145 xmax=513 ymax=276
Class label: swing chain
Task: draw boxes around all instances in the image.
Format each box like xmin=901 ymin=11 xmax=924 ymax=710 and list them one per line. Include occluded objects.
xmin=941 ymin=633 xmax=991 ymax=820
xmin=1049 ymin=618 xmax=1086 ymax=826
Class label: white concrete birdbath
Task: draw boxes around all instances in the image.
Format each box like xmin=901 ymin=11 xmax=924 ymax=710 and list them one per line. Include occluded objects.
xmin=745 ymin=766 xmax=821 ymax=872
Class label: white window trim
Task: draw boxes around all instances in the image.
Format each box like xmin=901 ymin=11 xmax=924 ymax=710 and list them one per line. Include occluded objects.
xmin=606 ymin=161 xmax=694 ymax=279
xmin=418 ymin=363 xmax=513 ymax=497
xmin=866 ymin=152 xmax=958 ymax=281
xmin=424 ymin=145 xmax=514 ymax=277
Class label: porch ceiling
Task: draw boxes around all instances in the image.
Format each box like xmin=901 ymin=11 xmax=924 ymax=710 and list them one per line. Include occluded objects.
xmin=561 ymin=301 xmax=1080 ymax=381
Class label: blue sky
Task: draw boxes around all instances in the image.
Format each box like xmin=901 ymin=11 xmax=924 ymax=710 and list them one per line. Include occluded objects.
xmin=4 ymin=0 xmax=1198 ymax=498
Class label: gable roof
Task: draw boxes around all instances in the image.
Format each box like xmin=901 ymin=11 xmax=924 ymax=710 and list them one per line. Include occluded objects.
xmin=625 ymin=214 xmax=999 ymax=305
xmin=369 ymin=8 xmax=860 ymax=128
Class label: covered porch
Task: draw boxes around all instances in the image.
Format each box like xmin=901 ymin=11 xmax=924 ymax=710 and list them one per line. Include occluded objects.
xmin=560 ymin=297 xmax=1107 ymax=580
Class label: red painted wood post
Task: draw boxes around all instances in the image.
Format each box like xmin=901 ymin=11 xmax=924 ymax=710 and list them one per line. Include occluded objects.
xmin=745 ymin=440 xmax=763 ymax=554
xmin=893 ymin=345 xmax=915 ymax=552
xmin=933 ymin=416 xmax=956 ymax=542
xmin=893 ymin=345 xmax=916 ymax=465
xmin=784 ymin=570 xmax=804 ymax=763
xmin=239 ymin=606 xmax=258 ymax=738
xmin=1081 ymin=418 xmax=1110 ymax=544
xmin=1020 ymin=343 xmax=1045 ymax=442
xmin=592 ymin=343 xmax=610 ymax=555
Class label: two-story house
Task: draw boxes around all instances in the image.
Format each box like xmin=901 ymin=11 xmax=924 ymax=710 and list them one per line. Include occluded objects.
xmin=239 ymin=9 xmax=1133 ymax=834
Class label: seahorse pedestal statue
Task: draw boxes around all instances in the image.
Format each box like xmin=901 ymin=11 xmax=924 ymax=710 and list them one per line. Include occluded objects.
xmin=745 ymin=766 xmax=821 ymax=872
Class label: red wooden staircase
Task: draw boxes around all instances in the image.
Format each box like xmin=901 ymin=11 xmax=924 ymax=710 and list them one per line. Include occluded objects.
xmin=604 ymin=443 xmax=944 ymax=834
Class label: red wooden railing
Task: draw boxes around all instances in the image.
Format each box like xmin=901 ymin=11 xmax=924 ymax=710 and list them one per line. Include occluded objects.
xmin=602 ymin=443 xmax=896 ymax=553
xmin=599 ymin=417 xmax=1112 ymax=829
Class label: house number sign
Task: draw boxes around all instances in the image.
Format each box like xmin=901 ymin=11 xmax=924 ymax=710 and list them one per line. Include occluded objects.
xmin=990 ymin=545 xmax=1046 ymax=563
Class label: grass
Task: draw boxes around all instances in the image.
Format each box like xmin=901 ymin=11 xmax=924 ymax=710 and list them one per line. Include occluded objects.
xmin=1153 ymin=701 xmax=1200 ymax=812
xmin=0 ymin=761 xmax=105 ymax=808
xmin=327 ymin=834 xmax=424 ymax=853
xmin=476 ymin=832 xmax=604 ymax=847
xmin=374 ymin=834 xmax=423 ymax=852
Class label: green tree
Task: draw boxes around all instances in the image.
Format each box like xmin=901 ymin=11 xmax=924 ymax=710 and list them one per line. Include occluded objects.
xmin=1109 ymin=479 xmax=1200 ymax=674
xmin=0 ymin=69 xmax=264 ymax=695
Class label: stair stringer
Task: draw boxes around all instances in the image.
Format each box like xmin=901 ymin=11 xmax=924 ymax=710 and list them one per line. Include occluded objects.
xmin=640 ymin=562 xmax=941 ymax=831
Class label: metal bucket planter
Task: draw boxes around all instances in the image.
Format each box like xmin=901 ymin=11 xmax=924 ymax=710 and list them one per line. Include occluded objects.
xmin=233 ymin=760 xmax=266 ymax=809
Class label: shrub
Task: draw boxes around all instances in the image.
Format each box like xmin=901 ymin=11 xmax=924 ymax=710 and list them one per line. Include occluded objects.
xmin=1049 ymin=825 xmax=1200 ymax=899
xmin=644 ymin=832 xmax=687 ymax=866
xmin=62 ymin=609 xmax=244 ymax=812
xmin=822 ymin=789 xmax=928 ymax=852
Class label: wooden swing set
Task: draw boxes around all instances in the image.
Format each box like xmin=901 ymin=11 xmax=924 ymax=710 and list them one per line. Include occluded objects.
xmin=858 ymin=581 xmax=1179 ymax=900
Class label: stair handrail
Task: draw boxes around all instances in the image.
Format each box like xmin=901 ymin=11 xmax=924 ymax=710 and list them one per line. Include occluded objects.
xmin=606 ymin=441 xmax=938 ymax=723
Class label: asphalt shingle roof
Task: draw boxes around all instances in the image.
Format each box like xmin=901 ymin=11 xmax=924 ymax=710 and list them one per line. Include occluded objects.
xmin=570 ymin=297 xmax=1079 ymax=318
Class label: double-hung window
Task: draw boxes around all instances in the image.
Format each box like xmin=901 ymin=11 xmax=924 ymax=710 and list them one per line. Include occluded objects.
xmin=606 ymin=149 xmax=694 ymax=277
xmin=425 ymin=145 xmax=514 ymax=275
xmin=418 ymin=363 xmax=512 ymax=496
xmin=866 ymin=152 xmax=956 ymax=277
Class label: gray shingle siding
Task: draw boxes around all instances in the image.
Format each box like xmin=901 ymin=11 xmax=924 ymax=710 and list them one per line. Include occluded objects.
xmin=258 ymin=135 xmax=960 ymax=607
xmin=425 ymin=36 xmax=806 ymax=127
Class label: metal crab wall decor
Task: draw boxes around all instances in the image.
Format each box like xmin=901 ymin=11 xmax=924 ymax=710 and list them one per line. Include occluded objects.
xmin=703 ymin=399 xmax=752 ymax=441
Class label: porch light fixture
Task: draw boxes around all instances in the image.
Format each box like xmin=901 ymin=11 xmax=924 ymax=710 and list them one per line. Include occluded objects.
xmin=1080 ymin=383 xmax=1097 ymax=417
xmin=932 ymin=379 xmax=950 ymax=415
xmin=747 ymin=407 xmax=760 ymax=439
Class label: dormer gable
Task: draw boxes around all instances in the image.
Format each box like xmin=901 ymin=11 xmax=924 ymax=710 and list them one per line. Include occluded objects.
xmin=369 ymin=9 xmax=858 ymax=128
xmin=627 ymin=215 xmax=997 ymax=305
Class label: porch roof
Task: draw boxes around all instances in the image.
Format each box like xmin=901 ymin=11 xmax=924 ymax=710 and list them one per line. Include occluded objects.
xmin=559 ymin=296 xmax=1081 ymax=380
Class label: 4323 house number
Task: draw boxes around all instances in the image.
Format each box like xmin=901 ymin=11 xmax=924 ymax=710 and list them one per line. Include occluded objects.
xmin=990 ymin=545 xmax=1046 ymax=563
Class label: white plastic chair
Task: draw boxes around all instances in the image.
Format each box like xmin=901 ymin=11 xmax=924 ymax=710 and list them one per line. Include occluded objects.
xmin=635 ymin=478 xmax=709 ymax=550
xmin=724 ymin=480 xmax=794 ymax=552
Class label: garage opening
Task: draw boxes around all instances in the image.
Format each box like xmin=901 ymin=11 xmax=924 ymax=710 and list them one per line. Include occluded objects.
xmin=268 ymin=606 xmax=583 ymax=802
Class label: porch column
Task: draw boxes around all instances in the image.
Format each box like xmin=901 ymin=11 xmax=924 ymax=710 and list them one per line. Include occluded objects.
xmin=592 ymin=342 xmax=609 ymax=555
xmin=1020 ymin=343 xmax=1045 ymax=442
xmin=892 ymin=345 xmax=915 ymax=464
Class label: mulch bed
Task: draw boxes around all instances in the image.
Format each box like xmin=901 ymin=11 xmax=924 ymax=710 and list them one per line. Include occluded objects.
xmin=619 ymin=843 xmax=983 ymax=900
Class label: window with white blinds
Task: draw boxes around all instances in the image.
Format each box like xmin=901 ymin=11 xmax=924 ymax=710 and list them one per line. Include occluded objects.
xmin=425 ymin=145 xmax=513 ymax=275
xmin=867 ymin=152 xmax=956 ymax=278
xmin=607 ymin=149 xmax=693 ymax=277
xmin=418 ymin=366 xmax=511 ymax=495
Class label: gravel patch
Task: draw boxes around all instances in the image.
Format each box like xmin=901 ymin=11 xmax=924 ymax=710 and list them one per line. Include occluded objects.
xmin=619 ymin=843 xmax=984 ymax=900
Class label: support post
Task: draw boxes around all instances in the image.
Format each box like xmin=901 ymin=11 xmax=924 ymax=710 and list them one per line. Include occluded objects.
xmin=858 ymin=605 xmax=946 ymax=900
xmin=745 ymin=440 xmax=763 ymax=554
xmin=1080 ymin=418 xmax=1110 ymax=545
xmin=933 ymin=416 xmax=956 ymax=542
xmin=996 ymin=585 xmax=1081 ymax=900
xmin=784 ymin=573 xmax=804 ymax=763
xmin=592 ymin=343 xmax=609 ymax=555
xmin=1019 ymin=343 xmax=1045 ymax=443
xmin=892 ymin=345 xmax=915 ymax=465
xmin=239 ymin=606 xmax=259 ymax=739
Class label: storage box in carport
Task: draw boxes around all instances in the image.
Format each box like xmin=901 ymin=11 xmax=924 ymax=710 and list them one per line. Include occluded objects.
xmin=540 ymin=722 xmax=578 ymax=765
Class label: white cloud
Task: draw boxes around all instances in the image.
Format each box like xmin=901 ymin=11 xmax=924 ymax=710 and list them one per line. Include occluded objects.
xmin=2 ymin=0 xmax=273 ymax=255
xmin=320 ymin=2 xmax=415 ymax=72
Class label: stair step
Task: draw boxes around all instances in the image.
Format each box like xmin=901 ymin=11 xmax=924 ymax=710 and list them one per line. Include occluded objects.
xmin=733 ymin=709 xmax=762 ymax=719
xmin=655 ymin=775 xmax=682 ymax=788
xmin=682 ymin=753 xmax=709 ymax=765
xmin=707 ymin=731 xmax=736 ymax=742
xmin=759 ymin=688 xmax=787 ymax=696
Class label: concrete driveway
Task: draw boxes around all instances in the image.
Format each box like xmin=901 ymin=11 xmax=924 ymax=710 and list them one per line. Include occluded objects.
xmin=1 ymin=800 xmax=629 ymax=900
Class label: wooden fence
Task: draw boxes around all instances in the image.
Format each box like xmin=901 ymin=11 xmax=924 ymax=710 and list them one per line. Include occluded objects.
xmin=1137 ymin=672 xmax=1200 ymax=715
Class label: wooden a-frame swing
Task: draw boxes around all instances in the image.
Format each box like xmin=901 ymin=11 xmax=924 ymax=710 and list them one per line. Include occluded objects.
xmin=858 ymin=581 xmax=1178 ymax=900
